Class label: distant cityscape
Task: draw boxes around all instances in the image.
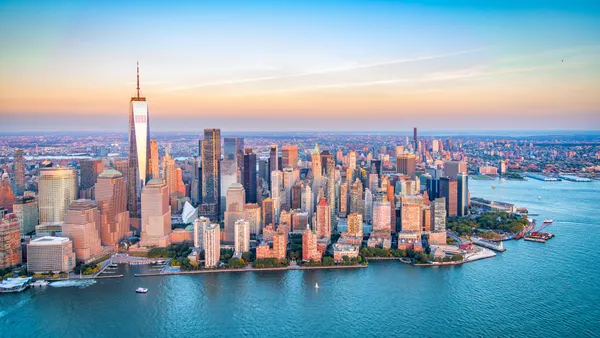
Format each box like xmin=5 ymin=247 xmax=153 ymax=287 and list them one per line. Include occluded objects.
xmin=1 ymin=65 xmax=599 ymax=288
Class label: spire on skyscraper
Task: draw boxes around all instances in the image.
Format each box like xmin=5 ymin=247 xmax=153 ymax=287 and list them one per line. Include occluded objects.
xmin=136 ymin=61 xmax=140 ymax=98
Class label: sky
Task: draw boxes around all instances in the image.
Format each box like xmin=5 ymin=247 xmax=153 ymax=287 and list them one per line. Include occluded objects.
xmin=1 ymin=0 xmax=599 ymax=132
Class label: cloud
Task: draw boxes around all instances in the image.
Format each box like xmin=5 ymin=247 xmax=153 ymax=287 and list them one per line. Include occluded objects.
xmin=164 ymin=48 xmax=485 ymax=92
xmin=260 ymin=62 xmax=584 ymax=94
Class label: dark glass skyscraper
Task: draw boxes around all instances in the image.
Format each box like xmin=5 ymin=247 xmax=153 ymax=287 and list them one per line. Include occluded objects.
xmin=457 ymin=173 xmax=469 ymax=217
xmin=127 ymin=62 xmax=150 ymax=218
xmin=201 ymin=128 xmax=221 ymax=220
xmin=243 ymin=149 xmax=257 ymax=204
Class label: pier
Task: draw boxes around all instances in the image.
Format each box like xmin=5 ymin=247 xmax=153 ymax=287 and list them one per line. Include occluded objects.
xmin=525 ymin=173 xmax=561 ymax=181
xmin=558 ymin=175 xmax=591 ymax=182
xmin=472 ymin=238 xmax=506 ymax=252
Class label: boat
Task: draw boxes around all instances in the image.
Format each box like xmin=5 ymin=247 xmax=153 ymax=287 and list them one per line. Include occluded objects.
xmin=31 ymin=280 xmax=49 ymax=287
xmin=543 ymin=219 xmax=553 ymax=224
xmin=136 ymin=287 xmax=148 ymax=293
xmin=314 ymin=282 xmax=319 ymax=289
xmin=491 ymin=186 xmax=496 ymax=189
xmin=0 ymin=277 xmax=33 ymax=293
xmin=538 ymin=196 xmax=542 ymax=200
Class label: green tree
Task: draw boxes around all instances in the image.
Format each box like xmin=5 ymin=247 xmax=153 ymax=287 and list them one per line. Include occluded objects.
xmin=322 ymin=257 xmax=334 ymax=266
xmin=228 ymin=258 xmax=246 ymax=269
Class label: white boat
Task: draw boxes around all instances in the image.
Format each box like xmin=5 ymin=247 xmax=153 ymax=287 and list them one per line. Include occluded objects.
xmin=31 ymin=280 xmax=49 ymax=287
xmin=315 ymin=282 xmax=319 ymax=289
xmin=543 ymin=219 xmax=553 ymax=224
xmin=538 ymin=196 xmax=542 ymax=200
xmin=136 ymin=287 xmax=148 ymax=293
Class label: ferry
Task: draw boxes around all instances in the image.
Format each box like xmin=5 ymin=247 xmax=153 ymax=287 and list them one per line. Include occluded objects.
xmin=31 ymin=280 xmax=50 ymax=287
xmin=136 ymin=287 xmax=148 ymax=293
xmin=0 ymin=277 xmax=33 ymax=293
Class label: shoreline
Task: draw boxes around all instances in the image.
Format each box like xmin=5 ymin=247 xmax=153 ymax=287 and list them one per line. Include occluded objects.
xmin=134 ymin=264 xmax=367 ymax=277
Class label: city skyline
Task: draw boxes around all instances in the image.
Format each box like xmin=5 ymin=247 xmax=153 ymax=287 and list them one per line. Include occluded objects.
xmin=1 ymin=0 xmax=599 ymax=132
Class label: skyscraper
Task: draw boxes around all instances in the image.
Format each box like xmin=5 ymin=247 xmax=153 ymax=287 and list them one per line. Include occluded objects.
xmin=193 ymin=216 xmax=210 ymax=250
xmin=38 ymin=167 xmax=78 ymax=223
xmin=347 ymin=213 xmax=363 ymax=237
xmin=431 ymin=197 xmax=446 ymax=232
xmin=162 ymin=150 xmax=177 ymax=197
xmin=13 ymin=148 xmax=25 ymax=195
xmin=311 ymin=144 xmax=322 ymax=181
xmin=224 ymin=183 xmax=245 ymax=243
xmin=325 ymin=156 xmax=336 ymax=229
xmin=444 ymin=161 xmax=467 ymax=179
xmin=268 ymin=144 xmax=278 ymax=190
xmin=457 ymin=173 xmax=469 ymax=217
xmin=243 ymin=149 xmax=258 ymax=204
xmin=372 ymin=201 xmax=391 ymax=232
xmin=396 ymin=153 xmax=416 ymax=180
xmin=282 ymin=145 xmax=299 ymax=169
xmin=140 ymin=179 xmax=171 ymax=247
xmin=413 ymin=127 xmax=418 ymax=150
xmin=0 ymin=214 xmax=22 ymax=269
xmin=80 ymin=159 xmax=104 ymax=198
xmin=316 ymin=198 xmax=331 ymax=240
xmin=262 ymin=197 xmax=275 ymax=228
xmin=201 ymin=128 xmax=221 ymax=220
xmin=62 ymin=199 xmax=102 ymax=263
xmin=439 ymin=177 xmax=458 ymax=217
xmin=0 ymin=174 xmax=15 ymax=213
xmin=149 ymin=140 xmax=159 ymax=179
xmin=204 ymin=223 xmax=220 ymax=268
xmin=95 ymin=169 xmax=129 ymax=247
xmin=234 ymin=219 xmax=250 ymax=254
xmin=127 ymin=62 xmax=150 ymax=218
xmin=244 ymin=203 xmax=261 ymax=235
xmin=13 ymin=196 xmax=38 ymax=236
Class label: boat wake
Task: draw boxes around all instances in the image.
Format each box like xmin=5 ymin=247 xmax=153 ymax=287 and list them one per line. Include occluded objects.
xmin=50 ymin=279 xmax=97 ymax=289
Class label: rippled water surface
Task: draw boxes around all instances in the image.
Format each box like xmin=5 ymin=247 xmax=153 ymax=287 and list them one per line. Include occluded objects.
xmin=1 ymin=179 xmax=599 ymax=337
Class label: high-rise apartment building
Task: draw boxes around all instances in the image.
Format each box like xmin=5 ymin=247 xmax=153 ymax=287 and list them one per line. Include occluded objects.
xmin=193 ymin=216 xmax=210 ymax=250
xmin=244 ymin=203 xmax=261 ymax=235
xmin=316 ymin=198 xmax=331 ymax=240
xmin=302 ymin=226 xmax=321 ymax=261
xmin=400 ymin=195 xmax=422 ymax=232
xmin=347 ymin=213 xmax=363 ymax=237
xmin=234 ymin=219 xmax=250 ymax=254
xmin=39 ymin=167 xmax=78 ymax=223
xmin=203 ymin=223 xmax=220 ymax=268
xmin=0 ymin=174 xmax=15 ymax=213
xmin=95 ymin=169 xmax=129 ymax=247
xmin=372 ymin=201 xmax=391 ymax=232
xmin=0 ymin=214 xmax=22 ymax=268
xmin=431 ymin=197 xmax=446 ymax=232
xmin=62 ymin=199 xmax=102 ymax=262
xmin=127 ymin=62 xmax=150 ymax=218
xmin=162 ymin=150 xmax=177 ymax=197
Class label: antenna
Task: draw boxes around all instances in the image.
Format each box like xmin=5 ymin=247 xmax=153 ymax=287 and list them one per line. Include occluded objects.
xmin=136 ymin=61 xmax=140 ymax=98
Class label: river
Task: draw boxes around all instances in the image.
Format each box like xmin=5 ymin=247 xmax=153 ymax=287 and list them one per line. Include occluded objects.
xmin=1 ymin=178 xmax=599 ymax=337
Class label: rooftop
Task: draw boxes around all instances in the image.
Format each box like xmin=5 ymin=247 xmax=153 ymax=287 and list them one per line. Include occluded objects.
xmin=30 ymin=236 xmax=70 ymax=245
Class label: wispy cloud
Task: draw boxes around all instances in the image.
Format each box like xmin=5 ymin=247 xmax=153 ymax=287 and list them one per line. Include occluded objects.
xmin=261 ymin=62 xmax=583 ymax=94
xmin=164 ymin=48 xmax=485 ymax=92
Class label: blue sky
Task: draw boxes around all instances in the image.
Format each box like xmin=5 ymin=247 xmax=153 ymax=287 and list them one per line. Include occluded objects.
xmin=1 ymin=0 xmax=599 ymax=131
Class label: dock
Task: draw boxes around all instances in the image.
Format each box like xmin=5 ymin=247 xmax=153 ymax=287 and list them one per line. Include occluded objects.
xmin=558 ymin=175 xmax=591 ymax=182
xmin=525 ymin=173 xmax=561 ymax=181
xmin=472 ymin=238 xmax=506 ymax=252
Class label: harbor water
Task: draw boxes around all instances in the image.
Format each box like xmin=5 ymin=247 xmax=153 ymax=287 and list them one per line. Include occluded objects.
xmin=1 ymin=179 xmax=599 ymax=337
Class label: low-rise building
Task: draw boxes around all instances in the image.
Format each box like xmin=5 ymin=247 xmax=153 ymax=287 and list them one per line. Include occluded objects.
xmin=333 ymin=243 xmax=359 ymax=262
xmin=27 ymin=237 xmax=75 ymax=273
